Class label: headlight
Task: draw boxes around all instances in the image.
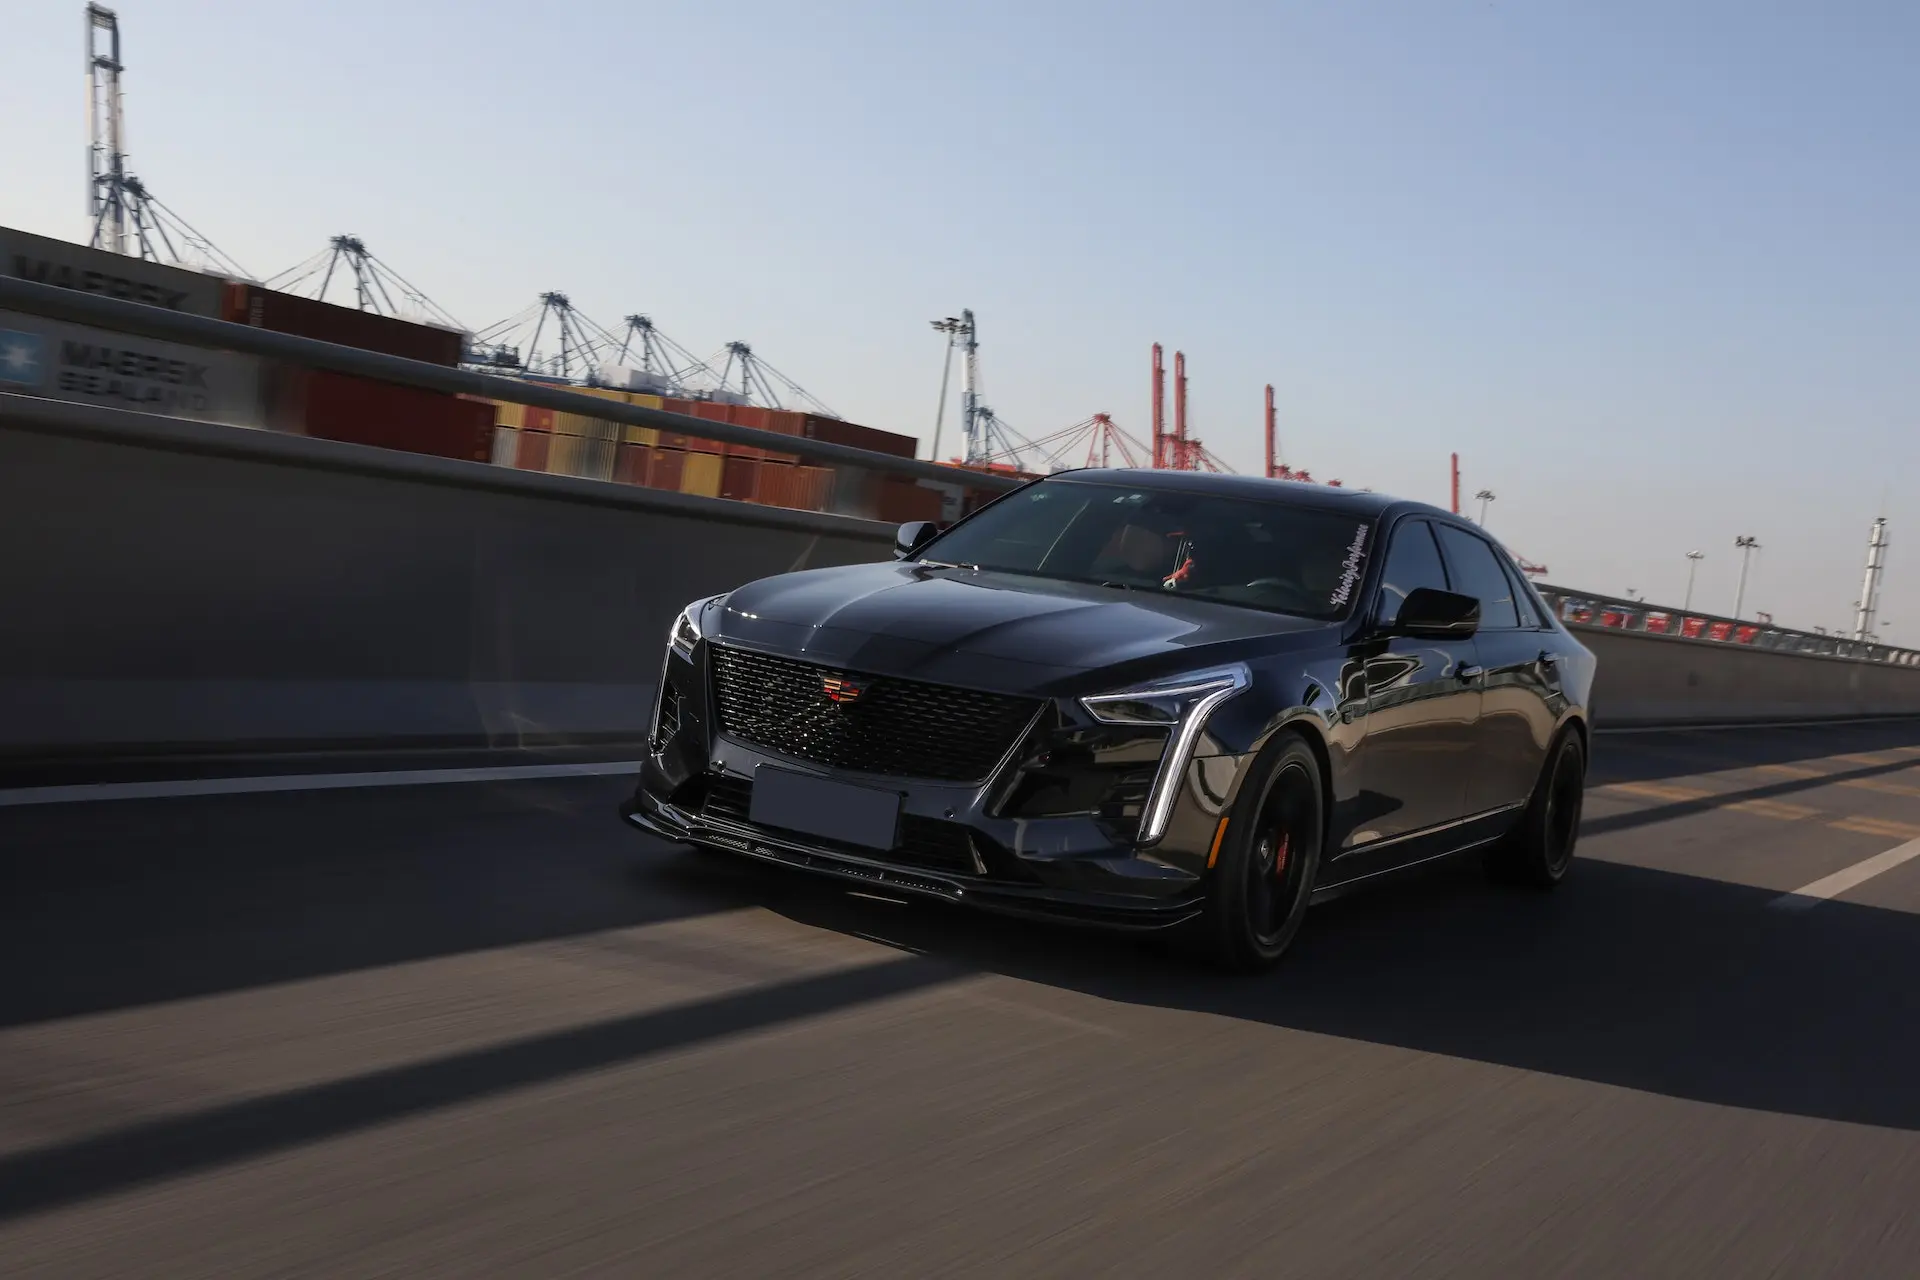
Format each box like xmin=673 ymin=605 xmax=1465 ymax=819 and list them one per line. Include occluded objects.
xmin=1080 ymin=665 xmax=1249 ymax=844
xmin=668 ymin=602 xmax=703 ymax=659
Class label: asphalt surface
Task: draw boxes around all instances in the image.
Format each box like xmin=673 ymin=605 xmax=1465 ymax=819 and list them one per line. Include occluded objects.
xmin=4 ymin=721 xmax=1920 ymax=1277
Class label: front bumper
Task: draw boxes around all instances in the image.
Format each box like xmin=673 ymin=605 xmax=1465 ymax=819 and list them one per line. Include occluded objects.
xmin=622 ymin=780 xmax=1207 ymax=931
xmin=626 ymin=633 xmax=1256 ymax=932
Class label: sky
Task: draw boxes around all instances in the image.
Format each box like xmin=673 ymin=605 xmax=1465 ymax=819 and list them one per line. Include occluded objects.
xmin=6 ymin=0 xmax=1918 ymax=636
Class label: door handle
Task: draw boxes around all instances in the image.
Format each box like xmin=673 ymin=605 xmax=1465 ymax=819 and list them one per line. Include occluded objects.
xmin=1457 ymin=664 xmax=1484 ymax=681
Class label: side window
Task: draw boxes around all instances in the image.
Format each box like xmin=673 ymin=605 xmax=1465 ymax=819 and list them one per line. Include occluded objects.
xmin=1501 ymin=557 xmax=1541 ymax=628
xmin=1435 ymin=525 xmax=1522 ymax=630
xmin=1374 ymin=519 xmax=1450 ymax=627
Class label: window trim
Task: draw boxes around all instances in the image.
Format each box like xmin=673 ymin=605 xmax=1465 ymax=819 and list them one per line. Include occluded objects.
xmin=1369 ymin=515 xmax=1453 ymax=631
xmin=1433 ymin=521 xmax=1524 ymax=633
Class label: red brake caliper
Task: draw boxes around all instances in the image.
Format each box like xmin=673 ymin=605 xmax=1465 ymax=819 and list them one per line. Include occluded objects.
xmin=1273 ymin=832 xmax=1290 ymax=878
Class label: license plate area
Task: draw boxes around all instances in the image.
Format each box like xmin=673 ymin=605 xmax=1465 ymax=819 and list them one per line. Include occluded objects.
xmin=748 ymin=766 xmax=901 ymax=851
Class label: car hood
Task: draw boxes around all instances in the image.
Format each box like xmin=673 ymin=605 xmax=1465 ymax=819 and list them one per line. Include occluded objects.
xmin=703 ymin=560 xmax=1340 ymax=696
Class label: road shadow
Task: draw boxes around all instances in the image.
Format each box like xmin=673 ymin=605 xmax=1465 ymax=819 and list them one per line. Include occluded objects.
xmin=0 ymin=775 xmax=729 ymax=1030
xmin=678 ymin=844 xmax=1920 ymax=1133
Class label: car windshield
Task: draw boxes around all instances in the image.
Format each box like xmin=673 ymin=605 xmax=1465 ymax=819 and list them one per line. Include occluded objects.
xmin=921 ymin=480 xmax=1376 ymax=622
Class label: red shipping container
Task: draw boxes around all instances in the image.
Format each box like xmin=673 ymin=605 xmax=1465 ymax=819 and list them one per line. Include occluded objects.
xmin=223 ymin=282 xmax=465 ymax=367
xmin=299 ymin=370 xmax=493 ymax=462
xmin=720 ymin=454 xmax=759 ymax=501
xmin=654 ymin=397 xmax=709 ymax=452
xmin=801 ymin=413 xmax=918 ymax=461
xmin=516 ymin=429 xmax=550 ymax=472
xmin=875 ymin=477 xmax=944 ymax=524
xmin=523 ymin=406 xmax=556 ymax=433
xmin=615 ymin=442 xmax=652 ymax=486
xmin=650 ymin=447 xmax=686 ymax=493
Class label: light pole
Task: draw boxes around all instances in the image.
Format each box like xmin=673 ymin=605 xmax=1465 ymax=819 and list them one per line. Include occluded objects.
xmin=1475 ymin=489 xmax=1495 ymax=526
xmin=1683 ymin=550 xmax=1705 ymax=612
xmin=1732 ymin=535 xmax=1761 ymax=619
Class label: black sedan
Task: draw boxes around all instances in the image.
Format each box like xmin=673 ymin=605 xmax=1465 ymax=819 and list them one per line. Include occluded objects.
xmin=624 ymin=469 xmax=1595 ymax=969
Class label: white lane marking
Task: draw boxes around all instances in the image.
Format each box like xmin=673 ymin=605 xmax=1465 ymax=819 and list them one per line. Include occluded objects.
xmin=1769 ymin=837 xmax=1920 ymax=911
xmin=0 ymin=760 xmax=644 ymax=808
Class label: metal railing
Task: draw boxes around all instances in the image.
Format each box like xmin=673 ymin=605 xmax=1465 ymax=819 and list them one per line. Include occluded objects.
xmin=1536 ymin=583 xmax=1920 ymax=667
xmin=0 ymin=275 xmax=1023 ymax=522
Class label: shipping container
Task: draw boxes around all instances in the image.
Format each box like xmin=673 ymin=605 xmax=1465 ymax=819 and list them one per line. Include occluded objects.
xmin=523 ymin=406 xmax=556 ymax=433
xmin=222 ymin=282 xmax=466 ymax=367
xmin=615 ymin=442 xmax=652 ymax=486
xmin=650 ymin=447 xmax=686 ymax=493
xmin=720 ymin=454 xmax=759 ymax=502
xmin=515 ymin=429 xmax=550 ymax=472
xmin=493 ymin=400 xmax=528 ymax=430
xmin=299 ymin=369 xmax=493 ymax=462
xmin=1 ymin=224 xmax=227 ymax=316
xmin=491 ymin=425 xmax=520 ymax=467
xmin=751 ymin=461 xmax=834 ymax=512
xmin=875 ymin=476 xmax=945 ymax=524
xmin=801 ymin=413 xmax=918 ymax=460
xmin=0 ymin=306 xmax=267 ymax=426
xmin=680 ymin=450 xmax=724 ymax=498
xmin=553 ymin=410 xmax=619 ymax=441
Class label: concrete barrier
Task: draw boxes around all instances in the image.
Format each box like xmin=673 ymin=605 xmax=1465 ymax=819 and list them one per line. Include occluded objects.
xmin=8 ymin=390 xmax=1919 ymax=774
xmin=0 ymin=394 xmax=892 ymax=764
xmin=1580 ymin=626 xmax=1920 ymax=726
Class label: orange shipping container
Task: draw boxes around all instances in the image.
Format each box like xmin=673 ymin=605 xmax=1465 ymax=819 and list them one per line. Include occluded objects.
xmin=523 ymin=406 xmax=556 ymax=433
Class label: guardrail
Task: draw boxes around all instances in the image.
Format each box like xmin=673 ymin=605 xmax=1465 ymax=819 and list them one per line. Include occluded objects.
xmin=0 ymin=275 xmax=1024 ymax=521
xmin=1536 ymin=583 xmax=1920 ymax=668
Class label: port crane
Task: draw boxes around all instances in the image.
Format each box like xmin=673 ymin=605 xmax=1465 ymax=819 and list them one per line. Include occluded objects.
xmin=83 ymin=4 xmax=248 ymax=277
xmin=264 ymin=236 xmax=465 ymax=330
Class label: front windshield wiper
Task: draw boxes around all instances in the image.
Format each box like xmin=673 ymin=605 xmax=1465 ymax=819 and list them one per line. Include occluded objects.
xmin=1097 ymin=580 xmax=1153 ymax=593
xmin=917 ymin=558 xmax=981 ymax=571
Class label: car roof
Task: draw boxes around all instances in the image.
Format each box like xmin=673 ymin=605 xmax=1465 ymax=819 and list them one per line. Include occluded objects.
xmin=1042 ymin=468 xmax=1453 ymax=523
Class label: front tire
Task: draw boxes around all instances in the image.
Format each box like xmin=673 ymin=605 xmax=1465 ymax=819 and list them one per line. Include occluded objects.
xmin=1484 ymin=726 xmax=1586 ymax=887
xmin=1193 ymin=734 xmax=1325 ymax=972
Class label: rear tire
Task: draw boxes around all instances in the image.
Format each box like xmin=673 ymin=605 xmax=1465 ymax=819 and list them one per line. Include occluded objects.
xmin=1193 ymin=734 xmax=1325 ymax=972
xmin=1484 ymin=726 xmax=1586 ymax=888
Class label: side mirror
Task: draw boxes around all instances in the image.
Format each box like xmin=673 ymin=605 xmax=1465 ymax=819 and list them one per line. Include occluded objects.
xmin=1392 ymin=587 xmax=1480 ymax=638
xmin=893 ymin=520 xmax=939 ymax=560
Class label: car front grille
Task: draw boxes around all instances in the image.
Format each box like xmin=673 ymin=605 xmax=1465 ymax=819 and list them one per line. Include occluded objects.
xmin=700 ymin=775 xmax=982 ymax=876
xmin=708 ymin=646 xmax=1041 ymax=783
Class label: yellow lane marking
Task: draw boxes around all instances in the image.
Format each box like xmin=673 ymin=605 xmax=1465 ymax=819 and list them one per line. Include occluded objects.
xmin=1600 ymin=781 xmax=1711 ymax=802
xmin=1727 ymin=799 xmax=1821 ymax=822
xmin=1756 ymin=763 xmax=1829 ymax=779
xmin=1830 ymin=817 xmax=1920 ymax=841
xmin=1833 ymin=753 xmax=1904 ymax=767
xmin=1839 ymin=777 xmax=1920 ymax=799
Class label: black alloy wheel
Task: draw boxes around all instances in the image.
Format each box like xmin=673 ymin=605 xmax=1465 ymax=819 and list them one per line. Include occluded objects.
xmin=1486 ymin=727 xmax=1587 ymax=887
xmin=1194 ymin=734 xmax=1324 ymax=972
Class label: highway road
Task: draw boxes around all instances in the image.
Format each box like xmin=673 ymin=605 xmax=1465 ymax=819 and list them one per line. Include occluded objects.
xmin=4 ymin=722 xmax=1920 ymax=1277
